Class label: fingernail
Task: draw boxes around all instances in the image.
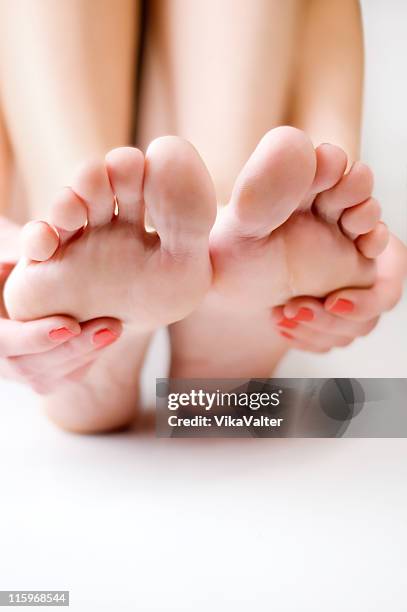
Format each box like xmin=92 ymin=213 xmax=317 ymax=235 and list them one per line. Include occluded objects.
xmin=293 ymin=307 xmax=315 ymax=322
xmin=92 ymin=328 xmax=118 ymax=348
xmin=279 ymin=331 xmax=294 ymax=340
xmin=328 ymin=298 xmax=355 ymax=314
xmin=277 ymin=318 xmax=298 ymax=329
xmin=0 ymin=262 xmax=14 ymax=275
xmin=49 ymin=327 xmax=76 ymax=341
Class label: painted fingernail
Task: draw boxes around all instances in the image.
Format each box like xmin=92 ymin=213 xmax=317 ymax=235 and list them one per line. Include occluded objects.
xmin=293 ymin=307 xmax=315 ymax=322
xmin=49 ymin=327 xmax=76 ymax=341
xmin=0 ymin=262 xmax=14 ymax=275
xmin=277 ymin=318 xmax=298 ymax=329
xmin=92 ymin=328 xmax=118 ymax=348
xmin=279 ymin=331 xmax=294 ymax=340
xmin=328 ymin=298 xmax=355 ymax=314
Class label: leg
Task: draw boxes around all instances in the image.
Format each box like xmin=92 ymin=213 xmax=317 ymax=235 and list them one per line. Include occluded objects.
xmin=0 ymin=0 xmax=139 ymax=216
xmin=0 ymin=0 xmax=149 ymax=432
xmin=290 ymin=0 xmax=364 ymax=160
xmin=0 ymin=101 xmax=21 ymax=261
xmin=0 ymin=104 xmax=11 ymax=214
xmin=5 ymin=138 xmax=216 ymax=431
xmin=138 ymin=0 xmax=302 ymax=204
xmin=139 ymin=0 xmax=386 ymax=378
xmin=138 ymin=0 xmax=303 ymax=375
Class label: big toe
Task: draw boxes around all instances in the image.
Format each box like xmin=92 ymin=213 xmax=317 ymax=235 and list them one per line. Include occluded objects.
xmin=228 ymin=126 xmax=317 ymax=238
xmin=144 ymin=136 xmax=216 ymax=255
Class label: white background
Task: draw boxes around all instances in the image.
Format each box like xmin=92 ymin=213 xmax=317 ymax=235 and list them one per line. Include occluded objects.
xmin=0 ymin=1 xmax=406 ymax=610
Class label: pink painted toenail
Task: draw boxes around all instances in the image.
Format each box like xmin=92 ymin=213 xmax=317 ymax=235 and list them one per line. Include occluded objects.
xmin=279 ymin=331 xmax=294 ymax=340
xmin=92 ymin=328 xmax=118 ymax=348
xmin=293 ymin=307 xmax=315 ymax=322
xmin=278 ymin=318 xmax=298 ymax=329
xmin=328 ymin=299 xmax=355 ymax=314
xmin=49 ymin=327 xmax=76 ymax=341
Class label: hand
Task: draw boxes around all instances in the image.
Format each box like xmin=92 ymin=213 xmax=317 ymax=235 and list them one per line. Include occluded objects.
xmin=0 ymin=262 xmax=122 ymax=393
xmin=272 ymin=234 xmax=407 ymax=353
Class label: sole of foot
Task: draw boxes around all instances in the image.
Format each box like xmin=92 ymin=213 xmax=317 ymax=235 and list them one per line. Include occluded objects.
xmin=4 ymin=137 xmax=217 ymax=333
xmin=210 ymin=126 xmax=386 ymax=307
xmin=170 ymin=126 xmax=389 ymax=376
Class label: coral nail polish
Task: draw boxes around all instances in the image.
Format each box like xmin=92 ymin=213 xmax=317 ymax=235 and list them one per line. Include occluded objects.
xmin=49 ymin=327 xmax=76 ymax=341
xmin=277 ymin=318 xmax=298 ymax=329
xmin=0 ymin=263 xmax=14 ymax=276
xmin=328 ymin=298 xmax=355 ymax=314
xmin=293 ymin=307 xmax=314 ymax=322
xmin=279 ymin=331 xmax=293 ymax=340
xmin=92 ymin=328 xmax=118 ymax=348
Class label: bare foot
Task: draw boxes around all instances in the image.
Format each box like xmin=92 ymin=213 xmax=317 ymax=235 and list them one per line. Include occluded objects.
xmin=4 ymin=137 xmax=216 ymax=329
xmin=170 ymin=126 xmax=388 ymax=377
xmin=4 ymin=136 xmax=216 ymax=433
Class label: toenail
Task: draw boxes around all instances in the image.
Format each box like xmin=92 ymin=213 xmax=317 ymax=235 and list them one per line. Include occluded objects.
xmin=279 ymin=331 xmax=294 ymax=340
xmin=49 ymin=327 xmax=77 ymax=341
xmin=293 ymin=307 xmax=315 ymax=322
xmin=328 ymin=299 xmax=355 ymax=314
xmin=277 ymin=318 xmax=298 ymax=329
xmin=92 ymin=328 xmax=118 ymax=348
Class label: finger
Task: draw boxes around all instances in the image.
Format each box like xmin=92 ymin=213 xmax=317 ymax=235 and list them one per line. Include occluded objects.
xmin=64 ymin=361 xmax=95 ymax=382
xmin=274 ymin=297 xmax=379 ymax=338
xmin=276 ymin=320 xmax=353 ymax=350
xmin=324 ymin=277 xmax=404 ymax=321
xmin=21 ymin=357 xmax=98 ymax=395
xmin=0 ymin=316 xmax=81 ymax=357
xmin=277 ymin=330 xmax=334 ymax=354
xmin=9 ymin=318 xmax=122 ymax=379
xmin=276 ymin=297 xmax=323 ymax=320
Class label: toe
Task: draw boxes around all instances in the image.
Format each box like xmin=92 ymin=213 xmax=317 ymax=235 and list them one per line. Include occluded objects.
xmin=70 ymin=158 xmax=115 ymax=226
xmin=22 ymin=221 xmax=59 ymax=262
xmin=144 ymin=136 xmax=216 ymax=255
xmin=307 ymin=144 xmax=347 ymax=195
xmin=50 ymin=187 xmax=88 ymax=244
xmin=314 ymin=161 xmax=374 ymax=223
xmin=105 ymin=147 xmax=145 ymax=225
xmin=340 ymin=197 xmax=381 ymax=238
xmin=356 ymin=221 xmax=390 ymax=258
xmin=229 ymin=126 xmax=316 ymax=237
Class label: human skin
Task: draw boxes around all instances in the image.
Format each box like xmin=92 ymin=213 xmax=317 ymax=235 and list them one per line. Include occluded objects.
xmin=138 ymin=0 xmax=406 ymax=374
xmin=5 ymin=128 xmax=387 ymax=372
xmin=273 ymin=0 xmax=406 ymax=349
xmin=0 ymin=94 xmax=126 ymax=400
xmin=0 ymin=0 xmax=148 ymax=431
xmin=0 ymin=0 xmax=405 ymax=431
